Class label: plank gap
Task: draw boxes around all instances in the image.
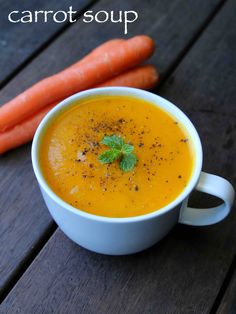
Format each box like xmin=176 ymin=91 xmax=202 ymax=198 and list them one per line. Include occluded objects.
xmin=0 ymin=0 xmax=98 ymax=92
xmin=210 ymin=254 xmax=236 ymax=313
xmin=156 ymin=0 xmax=228 ymax=88
xmin=0 ymin=222 xmax=57 ymax=304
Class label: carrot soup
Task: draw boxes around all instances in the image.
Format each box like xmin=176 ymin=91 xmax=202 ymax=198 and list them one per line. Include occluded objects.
xmin=40 ymin=95 xmax=194 ymax=218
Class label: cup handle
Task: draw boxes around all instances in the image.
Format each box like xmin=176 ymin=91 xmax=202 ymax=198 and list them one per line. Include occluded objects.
xmin=179 ymin=171 xmax=235 ymax=226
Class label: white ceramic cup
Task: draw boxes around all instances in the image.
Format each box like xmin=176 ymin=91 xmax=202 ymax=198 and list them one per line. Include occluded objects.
xmin=32 ymin=87 xmax=235 ymax=255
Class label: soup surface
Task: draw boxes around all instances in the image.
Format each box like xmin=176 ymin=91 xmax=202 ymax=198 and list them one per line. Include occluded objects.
xmin=40 ymin=95 xmax=194 ymax=218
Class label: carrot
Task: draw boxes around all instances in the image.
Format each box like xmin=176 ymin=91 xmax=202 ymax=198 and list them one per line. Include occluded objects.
xmin=0 ymin=104 xmax=55 ymax=154
xmin=97 ymin=65 xmax=159 ymax=90
xmin=66 ymin=39 xmax=125 ymax=71
xmin=0 ymin=35 xmax=155 ymax=131
xmin=71 ymin=39 xmax=125 ymax=66
xmin=0 ymin=64 xmax=158 ymax=154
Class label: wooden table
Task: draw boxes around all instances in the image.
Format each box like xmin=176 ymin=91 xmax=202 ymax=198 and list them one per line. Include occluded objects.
xmin=0 ymin=0 xmax=236 ymax=313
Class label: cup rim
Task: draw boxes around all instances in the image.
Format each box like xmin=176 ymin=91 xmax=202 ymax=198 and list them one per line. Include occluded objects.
xmin=32 ymin=87 xmax=203 ymax=223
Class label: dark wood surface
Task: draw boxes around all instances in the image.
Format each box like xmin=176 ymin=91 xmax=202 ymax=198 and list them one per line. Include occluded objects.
xmin=217 ymin=267 xmax=236 ymax=313
xmin=0 ymin=0 xmax=223 ymax=300
xmin=0 ymin=0 xmax=235 ymax=313
xmin=0 ymin=0 xmax=93 ymax=86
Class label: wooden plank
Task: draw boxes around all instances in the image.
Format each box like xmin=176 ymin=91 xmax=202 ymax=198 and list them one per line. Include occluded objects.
xmin=0 ymin=0 xmax=95 ymax=297
xmin=0 ymin=0 xmax=93 ymax=85
xmin=0 ymin=0 xmax=222 ymax=104
xmin=0 ymin=0 xmax=223 ymax=302
xmin=1 ymin=0 xmax=235 ymax=312
xmin=217 ymin=267 xmax=236 ymax=314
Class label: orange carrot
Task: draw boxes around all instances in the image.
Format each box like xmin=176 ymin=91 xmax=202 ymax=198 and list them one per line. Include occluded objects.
xmin=97 ymin=65 xmax=159 ymax=90
xmin=71 ymin=39 xmax=125 ymax=66
xmin=0 ymin=104 xmax=55 ymax=154
xmin=0 ymin=64 xmax=158 ymax=154
xmin=0 ymin=35 xmax=155 ymax=131
xmin=66 ymin=39 xmax=125 ymax=71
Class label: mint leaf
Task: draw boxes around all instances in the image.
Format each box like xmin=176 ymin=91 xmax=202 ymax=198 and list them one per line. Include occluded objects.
xmin=98 ymin=135 xmax=137 ymax=172
xmin=120 ymin=153 xmax=137 ymax=172
xmin=98 ymin=149 xmax=120 ymax=164
xmin=101 ymin=135 xmax=124 ymax=150
xmin=122 ymin=143 xmax=134 ymax=154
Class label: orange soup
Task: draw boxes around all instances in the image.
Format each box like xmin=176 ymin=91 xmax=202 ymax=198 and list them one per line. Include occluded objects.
xmin=40 ymin=95 xmax=194 ymax=217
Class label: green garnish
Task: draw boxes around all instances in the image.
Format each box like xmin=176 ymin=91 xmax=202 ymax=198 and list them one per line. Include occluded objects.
xmin=119 ymin=153 xmax=137 ymax=172
xmin=98 ymin=135 xmax=137 ymax=172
